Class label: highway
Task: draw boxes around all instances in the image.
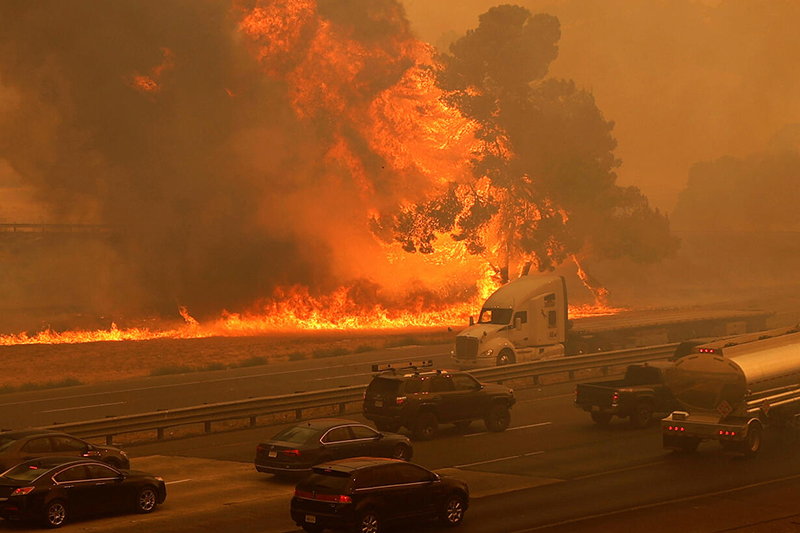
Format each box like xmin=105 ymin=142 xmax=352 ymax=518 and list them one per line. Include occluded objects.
xmin=3 ymin=377 xmax=797 ymax=532
xmin=0 ymin=344 xmax=454 ymax=430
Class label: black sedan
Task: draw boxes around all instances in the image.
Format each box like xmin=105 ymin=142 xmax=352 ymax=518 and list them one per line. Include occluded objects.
xmin=0 ymin=457 xmax=166 ymax=528
xmin=255 ymin=419 xmax=413 ymax=476
xmin=0 ymin=429 xmax=130 ymax=473
xmin=291 ymin=457 xmax=469 ymax=533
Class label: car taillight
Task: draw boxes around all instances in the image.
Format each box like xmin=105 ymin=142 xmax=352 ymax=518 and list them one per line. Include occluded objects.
xmin=282 ymin=449 xmax=302 ymax=457
xmin=668 ymin=426 xmax=686 ymax=432
xmin=256 ymin=445 xmax=266 ymax=453
xmin=10 ymin=487 xmax=34 ymax=496
xmin=294 ymin=489 xmax=313 ymax=499
xmin=396 ymin=396 xmax=407 ymax=405
xmin=316 ymin=493 xmax=352 ymax=503
xmin=612 ymin=391 xmax=619 ymax=402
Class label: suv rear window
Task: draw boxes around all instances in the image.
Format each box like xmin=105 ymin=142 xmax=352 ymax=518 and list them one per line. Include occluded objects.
xmin=367 ymin=378 xmax=402 ymax=396
xmin=303 ymin=470 xmax=352 ymax=492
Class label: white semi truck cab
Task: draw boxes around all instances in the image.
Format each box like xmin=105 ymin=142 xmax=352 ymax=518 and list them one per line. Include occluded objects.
xmin=453 ymin=275 xmax=568 ymax=368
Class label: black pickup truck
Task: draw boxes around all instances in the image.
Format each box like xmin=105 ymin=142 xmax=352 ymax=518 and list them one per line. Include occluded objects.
xmin=574 ymin=362 xmax=678 ymax=428
xmin=363 ymin=363 xmax=516 ymax=440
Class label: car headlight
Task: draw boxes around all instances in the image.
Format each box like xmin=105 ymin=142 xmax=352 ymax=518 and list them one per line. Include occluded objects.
xmin=120 ymin=450 xmax=128 ymax=456
xmin=479 ymin=349 xmax=494 ymax=358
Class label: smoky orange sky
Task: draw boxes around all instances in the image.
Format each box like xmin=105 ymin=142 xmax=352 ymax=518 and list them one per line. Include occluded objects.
xmin=403 ymin=0 xmax=800 ymax=211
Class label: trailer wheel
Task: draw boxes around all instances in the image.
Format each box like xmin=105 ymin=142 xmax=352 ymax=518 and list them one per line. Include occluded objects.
xmin=741 ymin=421 xmax=763 ymax=457
xmin=630 ymin=401 xmax=654 ymax=429
xmin=590 ymin=412 xmax=612 ymax=426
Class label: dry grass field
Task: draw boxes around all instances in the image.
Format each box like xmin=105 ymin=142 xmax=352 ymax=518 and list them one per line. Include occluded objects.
xmin=0 ymin=328 xmax=456 ymax=391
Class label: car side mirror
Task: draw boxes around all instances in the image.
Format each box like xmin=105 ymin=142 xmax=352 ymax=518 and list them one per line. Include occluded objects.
xmin=469 ymin=316 xmax=475 ymax=326
xmin=515 ymin=317 xmax=522 ymax=331
xmin=375 ymin=433 xmax=384 ymax=439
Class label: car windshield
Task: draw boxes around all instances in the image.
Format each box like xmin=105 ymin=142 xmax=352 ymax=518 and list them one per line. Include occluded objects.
xmin=478 ymin=308 xmax=513 ymax=325
xmin=3 ymin=463 xmax=50 ymax=482
xmin=271 ymin=426 xmax=322 ymax=445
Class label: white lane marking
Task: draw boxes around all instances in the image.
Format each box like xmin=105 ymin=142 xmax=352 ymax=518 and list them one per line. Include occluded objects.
xmin=464 ymin=421 xmax=552 ymax=438
xmin=165 ymin=479 xmax=192 ymax=485
xmin=40 ymin=401 xmax=126 ymax=413
xmin=510 ymin=471 xmax=800 ymax=532
xmin=454 ymin=450 xmax=544 ymax=468
xmin=0 ymin=352 xmax=452 ymax=408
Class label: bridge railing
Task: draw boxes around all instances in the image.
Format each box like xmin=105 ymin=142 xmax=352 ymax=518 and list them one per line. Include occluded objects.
xmin=44 ymin=343 xmax=678 ymax=445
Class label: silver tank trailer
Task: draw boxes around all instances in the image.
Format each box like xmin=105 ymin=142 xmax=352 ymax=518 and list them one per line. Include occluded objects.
xmin=665 ymin=331 xmax=800 ymax=414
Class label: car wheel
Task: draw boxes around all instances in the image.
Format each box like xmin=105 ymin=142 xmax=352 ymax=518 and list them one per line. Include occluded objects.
xmin=629 ymin=401 xmax=654 ymax=429
xmin=439 ymin=493 xmax=466 ymax=527
xmin=454 ymin=420 xmax=472 ymax=432
xmin=496 ymin=349 xmax=515 ymax=365
xmin=376 ymin=421 xmax=401 ymax=433
xmin=44 ymin=500 xmax=67 ymax=528
xmin=391 ymin=443 xmax=410 ymax=461
xmin=136 ymin=486 xmax=158 ymax=514
xmin=413 ymin=411 xmax=439 ymax=440
xmin=356 ymin=509 xmax=380 ymax=533
xmin=484 ymin=403 xmax=511 ymax=432
xmin=590 ymin=412 xmax=613 ymax=426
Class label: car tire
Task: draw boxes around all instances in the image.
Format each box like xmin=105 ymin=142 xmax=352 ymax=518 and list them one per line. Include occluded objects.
xmin=439 ymin=493 xmax=467 ymax=527
xmin=484 ymin=403 xmax=511 ymax=432
xmin=391 ymin=443 xmax=411 ymax=461
xmin=454 ymin=420 xmax=472 ymax=432
xmin=496 ymin=350 xmax=515 ymax=365
xmin=376 ymin=421 xmax=401 ymax=433
xmin=44 ymin=499 xmax=67 ymax=528
xmin=356 ymin=509 xmax=381 ymax=533
xmin=629 ymin=401 xmax=654 ymax=429
xmin=413 ymin=411 xmax=439 ymax=440
xmin=590 ymin=412 xmax=613 ymax=426
xmin=136 ymin=486 xmax=158 ymax=514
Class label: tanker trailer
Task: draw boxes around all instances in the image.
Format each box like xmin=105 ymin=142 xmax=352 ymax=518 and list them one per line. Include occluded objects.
xmin=661 ymin=327 xmax=800 ymax=456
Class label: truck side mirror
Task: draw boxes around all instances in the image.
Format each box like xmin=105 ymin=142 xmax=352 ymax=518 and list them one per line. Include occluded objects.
xmin=469 ymin=316 xmax=475 ymax=326
xmin=515 ymin=317 xmax=522 ymax=331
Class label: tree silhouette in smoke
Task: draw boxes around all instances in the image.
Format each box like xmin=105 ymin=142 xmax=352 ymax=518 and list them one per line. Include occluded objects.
xmin=371 ymin=5 xmax=679 ymax=283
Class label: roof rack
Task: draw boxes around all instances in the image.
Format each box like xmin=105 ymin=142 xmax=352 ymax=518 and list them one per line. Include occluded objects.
xmin=371 ymin=360 xmax=434 ymax=373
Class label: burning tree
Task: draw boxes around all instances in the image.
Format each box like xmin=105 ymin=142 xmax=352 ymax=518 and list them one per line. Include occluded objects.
xmin=370 ymin=5 xmax=679 ymax=284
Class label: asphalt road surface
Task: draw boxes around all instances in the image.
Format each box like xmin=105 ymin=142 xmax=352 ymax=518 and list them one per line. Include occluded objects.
xmin=4 ymin=379 xmax=798 ymax=532
xmin=0 ymin=343 xmax=453 ymax=429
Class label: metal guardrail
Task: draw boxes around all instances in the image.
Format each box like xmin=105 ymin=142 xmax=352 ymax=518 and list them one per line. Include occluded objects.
xmin=44 ymin=343 xmax=678 ymax=445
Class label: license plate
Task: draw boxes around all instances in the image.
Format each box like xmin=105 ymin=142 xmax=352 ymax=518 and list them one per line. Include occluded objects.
xmin=268 ymin=451 xmax=277 ymax=458
xmin=305 ymin=515 xmax=316 ymax=524
xmin=374 ymin=400 xmax=383 ymax=407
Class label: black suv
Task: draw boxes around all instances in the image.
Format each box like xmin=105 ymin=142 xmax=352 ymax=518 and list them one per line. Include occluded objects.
xmin=362 ymin=362 xmax=516 ymax=440
xmin=290 ymin=457 xmax=468 ymax=533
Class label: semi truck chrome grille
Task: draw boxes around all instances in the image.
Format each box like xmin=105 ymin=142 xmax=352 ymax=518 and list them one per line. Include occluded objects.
xmin=456 ymin=336 xmax=479 ymax=359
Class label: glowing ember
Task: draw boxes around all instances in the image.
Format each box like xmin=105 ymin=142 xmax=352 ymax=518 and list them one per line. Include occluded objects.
xmin=129 ymin=47 xmax=174 ymax=94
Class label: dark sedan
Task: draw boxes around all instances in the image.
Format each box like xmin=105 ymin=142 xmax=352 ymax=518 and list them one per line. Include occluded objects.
xmin=291 ymin=457 xmax=468 ymax=533
xmin=255 ymin=419 xmax=413 ymax=476
xmin=0 ymin=457 xmax=166 ymax=528
xmin=0 ymin=430 xmax=130 ymax=473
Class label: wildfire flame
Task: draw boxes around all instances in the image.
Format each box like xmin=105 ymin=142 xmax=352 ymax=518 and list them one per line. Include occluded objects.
xmin=0 ymin=1 xmax=622 ymax=348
